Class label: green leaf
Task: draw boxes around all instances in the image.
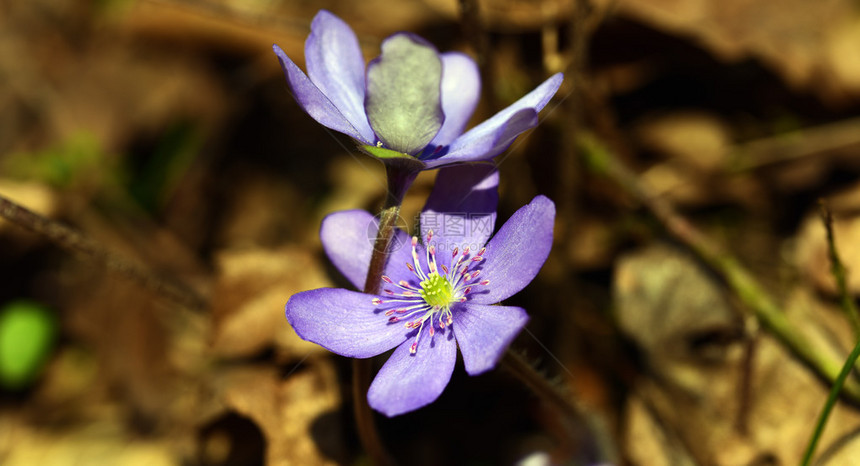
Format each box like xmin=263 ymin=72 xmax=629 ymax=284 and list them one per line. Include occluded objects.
xmin=0 ymin=301 xmax=57 ymax=389
xmin=359 ymin=145 xmax=426 ymax=172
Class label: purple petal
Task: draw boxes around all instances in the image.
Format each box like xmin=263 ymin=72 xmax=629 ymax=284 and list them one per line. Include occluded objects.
xmin=469 ymin=195 xmax=555 ymax=304
xmin=426 ymin=73 xmax=563 ymax=168
xmin=428 ymin=53 xmax=481 ymax=147
xmin=365 ymin=34 xmax=444 ymax=155
xmin=367 ymin=327 xmax=457 ymax=416
xmin=421 ymin=164 xmax=498 ymax=256
xmin=285 ymin=288 xmax=407 ymax=358
xmin=304 ymin=10 xmax=375 ymax=144
xmin=321 ymin=210 xmax=413 ymax=291
xmin=453 ymin=303 xmax=528 ymax=375
xmin=273 ymin=44 xmax=372 ymax=144
xmin=380 ymin=236 xmax=425 ymax=290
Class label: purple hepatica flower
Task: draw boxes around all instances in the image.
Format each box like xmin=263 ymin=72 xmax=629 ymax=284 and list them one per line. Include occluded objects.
xmin=273 ymin=10 xmax=563 ymax=170
xmin=284 ymin=164 xmax=555 ymax=416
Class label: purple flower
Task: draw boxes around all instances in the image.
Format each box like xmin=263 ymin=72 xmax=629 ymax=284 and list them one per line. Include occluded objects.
xmin=284 ymin=165 xmax=555 ymax=416
xmin=273 ymin=10 xmax=563 ymax=170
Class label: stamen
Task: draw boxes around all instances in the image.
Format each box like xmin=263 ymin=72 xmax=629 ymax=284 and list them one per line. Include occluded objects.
xmin=377 ymin=233 xmax=494 ymax=355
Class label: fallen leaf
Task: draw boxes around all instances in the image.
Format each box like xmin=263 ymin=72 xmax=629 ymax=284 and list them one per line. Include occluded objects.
xmin=210 ymin=246 xmax=331 ymax=359
xmin=596 ymin=0 xmax=860 ymax=101
xmin=216 ymin=360 xmax=344 ymax=465
xmin=615 ymin=244 xmax=860 ymax=464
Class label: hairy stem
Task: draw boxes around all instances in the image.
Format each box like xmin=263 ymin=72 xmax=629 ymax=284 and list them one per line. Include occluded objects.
xmin=0 ymin=193 xmax=205 ymax=311
xmin=353 ymin=164 xmax=415 ymax=466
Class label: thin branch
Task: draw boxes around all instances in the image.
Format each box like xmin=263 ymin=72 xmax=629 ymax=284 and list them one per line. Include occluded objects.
xmin=0 ymin=193 xmax=205 ymax=311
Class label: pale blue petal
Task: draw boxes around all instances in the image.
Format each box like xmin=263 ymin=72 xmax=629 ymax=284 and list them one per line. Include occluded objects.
xmin=273 ymin=44 xmax=371 ymax=144
xmin=453 ymin=303 xmax=528 ymax=375
xmin=421 ymin=164 xmax=498 ymax=256
xmin=321 ymin=210 xmax=413 ymax=291
xmin=367 ymin=327 xmax=457 ymax=416
xmin=285 ymin=288 xmax=408 ymax=358
xmin=305 ymin=10 xmax=375 ymax=144
xmin=425 ymin=73 xmax=563 ymax=168
xmin=470 ymin=195 xmax=555 ymax=304
xmin=427 ymin=53 xmax=481 ymax=147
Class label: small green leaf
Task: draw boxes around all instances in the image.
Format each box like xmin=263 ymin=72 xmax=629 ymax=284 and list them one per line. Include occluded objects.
xmin=359 ymin=145 xmax=426 ymax=172
xmin=0 ymin=300 xmax=57 ymax=389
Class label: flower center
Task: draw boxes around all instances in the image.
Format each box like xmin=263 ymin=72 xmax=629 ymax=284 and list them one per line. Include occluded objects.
xmin=420 ymin=272 xmax=453 ymax=309
xmin=370 ymin=230 xmax=491 ymax=354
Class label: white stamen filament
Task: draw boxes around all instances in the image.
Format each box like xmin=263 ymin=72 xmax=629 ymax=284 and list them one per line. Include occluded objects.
xmin=370 ymin=235 xmax=492 ymax=355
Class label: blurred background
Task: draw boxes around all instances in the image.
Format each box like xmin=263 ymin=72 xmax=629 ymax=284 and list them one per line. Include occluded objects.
xmin=2 ymin=0 xmax=860 ymax=464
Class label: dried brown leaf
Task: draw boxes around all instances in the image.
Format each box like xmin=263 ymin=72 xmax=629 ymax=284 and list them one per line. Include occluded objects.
xmin=597 ymin=0 xmax=860 ymax=102
xmin=615 ymin=245 xmax=860 ymax=464
xmin=217 ymin=360 xmax=343 ymax=466
xmin=210 ymin=246 xmax=331 ymax=359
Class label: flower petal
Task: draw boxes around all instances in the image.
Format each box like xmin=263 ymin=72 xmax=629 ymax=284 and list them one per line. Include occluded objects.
xmin=273 ymin=44 xmax=371 ymax=144
xmin=427 ymin=53 xmax=481 ymax=148
xmin=367 ymin=327 xmax=457 ymax=416
xmin=321 ymin=210 xmax=413 ymax=291
xmin=421 ymin=164 xmax=498 ymax=256
xmin=285 ymin=288 xmax=408 ymax=358
xmin=453 ymin=303 xmax=528 ymax=375
xmin=365 ymin=33 xmax=444 ymax=155
xmin=426 ymin=73 xmax=563 ymax=168
xmin=470 ymin=195 xmax=555 ymax=304
xmin=304 ymin=10 xmax=375 ymax=144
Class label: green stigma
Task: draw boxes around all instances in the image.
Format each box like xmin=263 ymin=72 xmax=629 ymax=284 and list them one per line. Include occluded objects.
xmin=420 ymin=272 xmax=454 ymax=309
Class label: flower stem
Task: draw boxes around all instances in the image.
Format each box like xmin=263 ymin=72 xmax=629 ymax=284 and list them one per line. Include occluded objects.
xmin=353 ymin=164 xmax=416 ymax=466
xmin=500 ymin=350 xmax=618 ymax=463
